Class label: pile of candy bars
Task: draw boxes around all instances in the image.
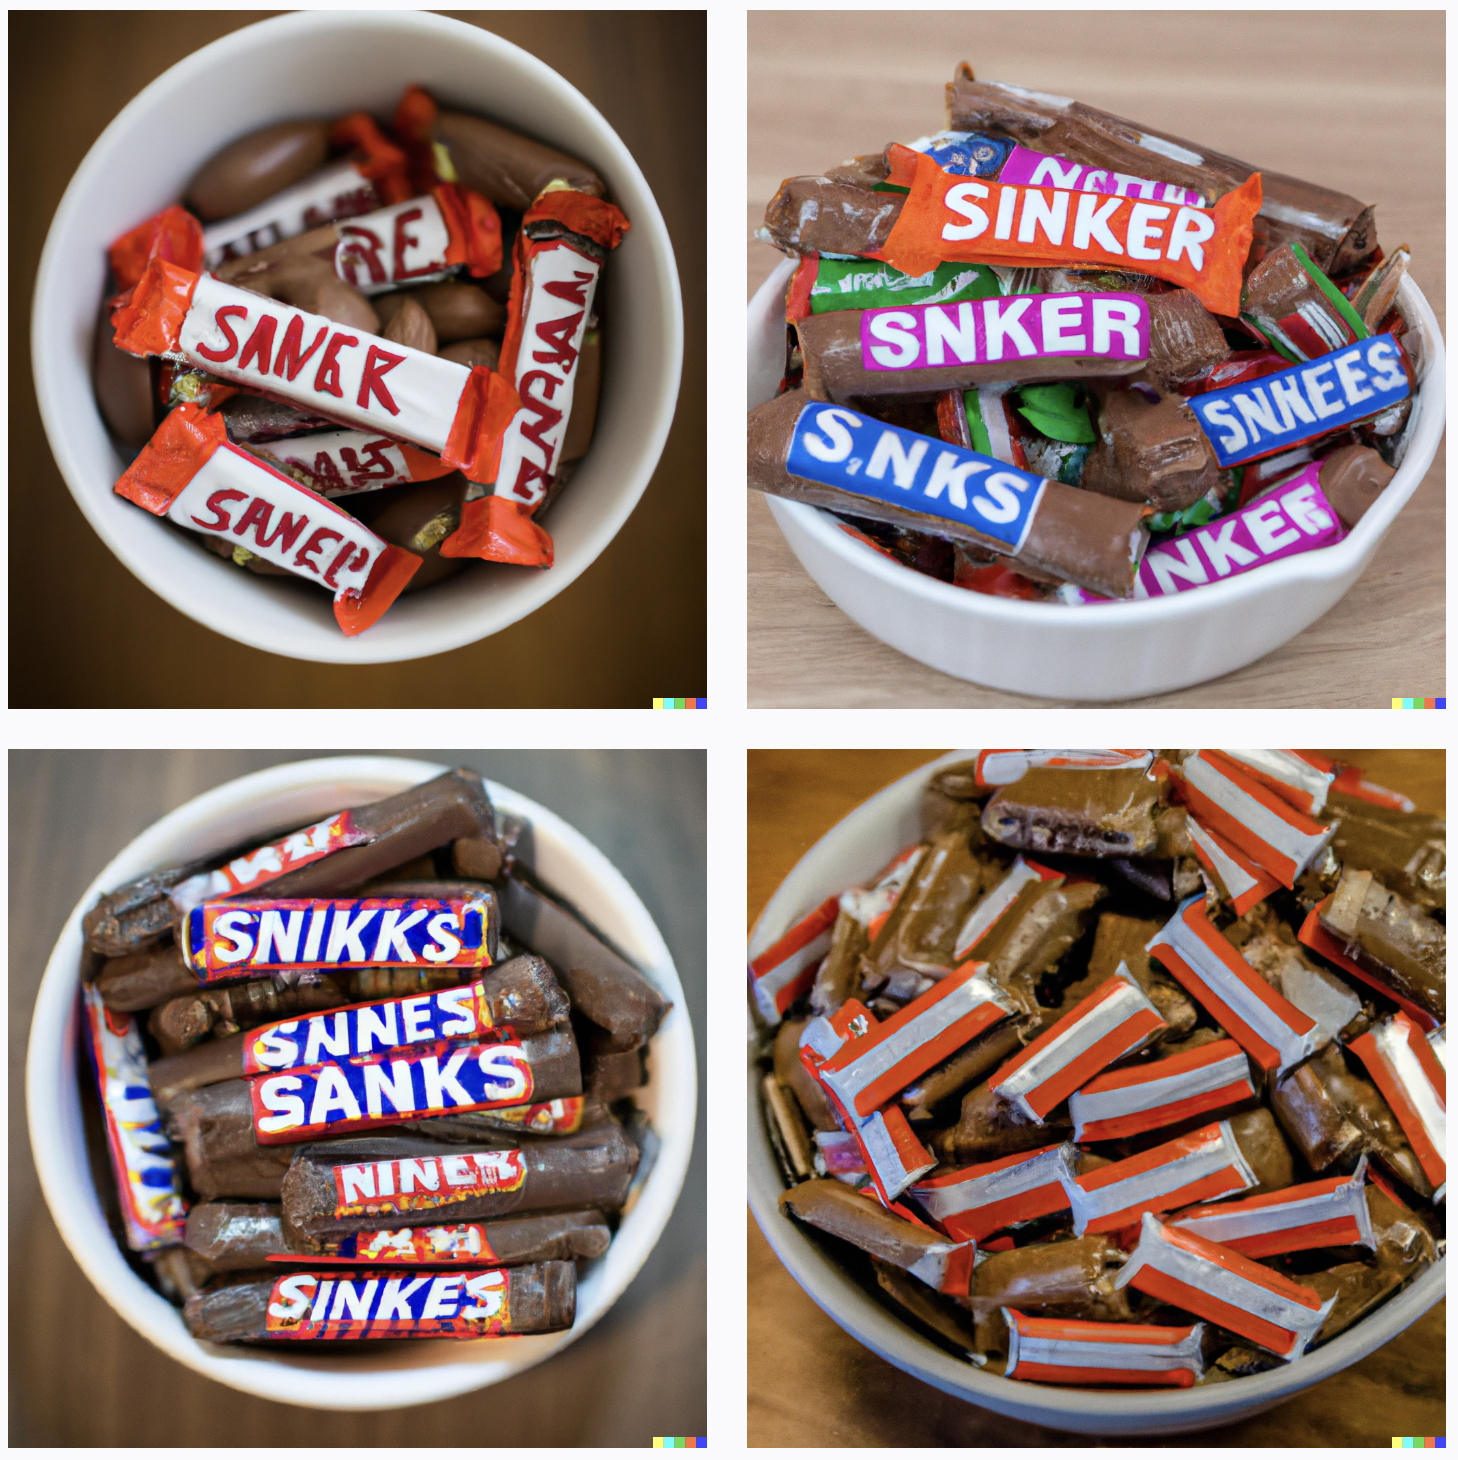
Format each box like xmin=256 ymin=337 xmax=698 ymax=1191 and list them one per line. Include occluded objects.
xmin=81 ymin=769 xmax=668 ymax=1345
xmin=754 ymin=750 xmax=1444 ymax=1387
xmin=96 ymin=90 xmax=628 ymax=634
xmin=748 ymin=65 xmax=1425 ymax=603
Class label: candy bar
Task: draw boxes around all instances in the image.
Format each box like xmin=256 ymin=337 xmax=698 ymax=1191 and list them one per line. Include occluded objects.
xmin=96 ymin=944 xmax=199 ymax=1010
xmin=883 ymin=829 xmax=996 ymax=975
xmin=809 ymin=908 xmax=870 ymax=1017
xmin=150 ymin=970 xmax=348 ymax=1055
xmin=968 ymin=1235 xmax=1133 ymax=1352
xmin=183 ymin=1260 xmax=575 ymax=1343
xmin=799 ymin=290 xmax=1150 ymax=404
xmin=777 ymin=1179 xmax=974 ymax=1295
xmin=911 ymin=1142 xmax=1075 ymax=1241
xmin=974 ymin=750 xmax=1153 ymax=786
xmin=990 ymin=968 xmax=1167 ymax=1121
xmin=749 ymin=895 xmax=840 ymax=1023
xmin=899 ymin=1019 xmax=1028 ymax=1121
xmin=1185 ymin=816 xmax=1279 ymax=915
xmin=111 ymin=260 xmax=520 ymax=481
xmin=282 ymin=1123 xmax=638 ymax=1239
xmin=1347 ymin=1016 xmax=1446 ymax=1199
xmin=1240 ymin=243 xmax=1369 ymax=363
xmin=1319 ymin=444 xmax=1396 ymax=530
xmin=404 ymin=1094 xmax=601 ymax=1143
xmin=941 ymin=1075 xmax=1074 ymax=1165
xmin=1079 ymin=389 xmax=1224 ymax=513
xmin=871 ymin=1257 xmax=980 ymax=1356
xmin=1326 ymin=786 xmax=1444 ymax=912
xmin=1173 ymin=752 xmax=1336 ymax=888
xmin=952 ymin=856 xmax=1060 ymax=962
xmin=1003 ymin=1310 xmax=1206 ymax=1387
xmin=787 ymin=255 xmax=1001 ymax=320
xmin=982 ymin=767 xmax=1164 ymax=858
xmin=1148 ymin=896 xmax=1323 ymax=1075
xmin=748 ymin=389 xmax=1151 ymax=600
xmin=497 ymin=876 xmax=670 ymax=1051
xmin=1170 ymin=1157 xmax=1375 ymax=1256
xmin=163 ymin=1079 xmax=296 ymax=1200
xmin=945 ymin=71 xmax=1377 ymax=276
xmin=974 ymin=875 xmax=1107 ymax=1016
xmin=1069 ymin=1037 xmax=1255 ymax=1145
xmin=1113 ymin=1212 xmax=1334 ymax=1360
xmin=818 ymin=961 xmax=1017 ymax=1117
xmin=1228 ymin=910 xmax=1364 ymax=1047
xmin=252 ymin=427 xmax=457 ymax=499
xmin=761 ymin=175 xmax=905 ymax=257
xmin=80 ymin=985 xmax=187 ymax=1250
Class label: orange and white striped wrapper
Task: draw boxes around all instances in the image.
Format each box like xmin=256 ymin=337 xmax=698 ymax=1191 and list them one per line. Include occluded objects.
xmin=973 ymin=749 xmax=1154 ymax=786
xmin=910 ymin=1142 xmax=1075 ymax=1242
xmin=1170 ymin=1156 xmax=1375 ymax=1256
xmin=1172 ymin=751 xmax=1335 ymax=887
xmin=1114 ymin=1211 xmax=1335 ymax=1360
xmin=1347 ymin=1015 xmax=1446 ymax=1200
xmin=1296 ymin=899 xmax=1441 ymax=1032
xmin=1066 ymin=1120 xmax=1257 ymax=1235
xmin=1184 ymin=816 xmax=1280 ymax=916
xmin=818 ymin=960 xmax=1017 ymax=1118
xmin=952 ymin=854 xmax=1063 ymax=961
xmin=749 ymin=895 xmax=840 ymax=1023
xmin=989 ymin=967 xmax=1167 ymax=1122
xmin=1068 ymin=1037 xmax=1255 ymax=1143
xmin=1148 ymin=895 xmax=1323 ymax=1075
xmin=1219 ymin=751 xmax=1336 ymax=817
xmin=1003 ymin=1309 xmax=1206 ymax=1388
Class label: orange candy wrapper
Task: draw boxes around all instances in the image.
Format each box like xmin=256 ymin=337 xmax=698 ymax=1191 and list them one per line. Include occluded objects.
xmin=876 ymin=148 xmax=1261 ymax=317
xmin=441 ymin=496 xmax=555 ymax=568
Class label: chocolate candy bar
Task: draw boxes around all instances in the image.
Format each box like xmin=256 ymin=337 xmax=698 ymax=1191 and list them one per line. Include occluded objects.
xmin=940 ymin=1076 xmax=1074 ymax=1165
xmin=282 ymin=1123 xmax=638 ymax=1239
xmin=183 ymin=1260 xmax=575 ymax=1343
xmin=749 ymin=389 xmax=1151 ymax=600
xmin=1113 ymin=1212 xmax=1334 ymax=1360
xmin=945 ymin=71 xmax=1377 ymax=276
xmin=251 ymin=427 xmax=457 ymax=499
xmin=149 ymin=970 xmax=348 ymax=1055
xmin=1227 ymin=910 xmax=1364 ymax=1046
xmin=496 ymin=875 xmax=670 ymax=1051
xmin=764 ymin=1072 xmax=816 ymax=1180
xmin=798 ymin=291 xmax=1150 ymax=404
xmin=1326 ymin=786 xmax=1444 ymax=912
xmin=969 ymin=1235 xmax=1133 ymax=1353
xmin=749 ymin=894 xmax=839 ymax=1023
xmin=185 ymin=1202 xmax=287 ymax=1269
xmin=96 ymin=944 xmax=199 ymax=1011
xmin=777 ymin=1179 xmax=974 ymax=1296
xmin=774 ymin=1021 xmax=838 ymax=1133
xmin=1240 ymin=242 xmax=1369 ymax=363
xmin=809 ymin=907 xmax=870 ymax=1017
xmin=1079 ymin=389 xmax=1224 ymax=513
xmin=1347 ymin=1016 xmax=1445 ymax=1199
xmin=80 ymin=985 xmax=187 ymax=1250
xmin=976 ymin=751 xmax=1154 ymax=786
xmin=163 ymin=1079 xmax=296 ymax=1200
xmin=1003 ymin=1310 xmax=1206 ymax=1387
xmin=787 ymin=255 xmax=1001 ymax=320
xmin=872 ymin=1258 xmax=980 ymax=1356
xmin=899 ymin=1018 xmax=1028 ymax=1121
xmin=761 ymin=175 xmax=904 ymax=256
xmin=1318 ymin=445 xmax=1396 ymax=529
xmin=401 ymin=1094 xmax=604 ymax=1143
xmin=856 ymin=845 xmax=931 ymax=988
xmin=982 ymin=767 xmax=1164 ymax=858
xmin=1186 ymin=817 xmax=1280 ymax=915
xmin=911 ymin=1142 xmax=1076 ymax=1241
xmin=883 ymin=829 xmax=996 ymax=976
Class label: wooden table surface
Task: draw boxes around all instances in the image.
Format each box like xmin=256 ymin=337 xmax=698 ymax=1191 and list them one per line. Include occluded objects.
xmin=11 ymin=750 xmax=705 ymax=1445
xmin=747 ymin=749 xmax=1446 ymax=1446
xmin=13 ymin=12 xmax=705 ymax=708
xmin=747 ymin=12 xmax=1445 ymax=708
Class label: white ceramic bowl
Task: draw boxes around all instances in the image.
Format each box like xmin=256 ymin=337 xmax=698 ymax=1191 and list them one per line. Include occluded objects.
xmin=35 ymin=12 xmax=683 ymax=665
xmin=28 ymin=756 xmax=695 ymax=1410
xmin=749 ymin=259 xmax=1444 ymax=700
xmin=746 ymin=749 xmax=1444 ymax=1436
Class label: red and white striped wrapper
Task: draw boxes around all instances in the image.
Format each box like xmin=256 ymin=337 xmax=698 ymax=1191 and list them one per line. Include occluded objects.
xmin=1325 ymin=759 xmax=1415 ymax=813
xmin=1068 ymin=1037 xmax=1255 ymax=1143
xmin=836 ymin=844 xmax=925 ymax=943
xmin=1003 ymin=1309 xmax=1206 ymax=1388
xmin=989 ymin=968 xmax=1167 ymax=1122
xmin=974 ymin=750 xmax=1154 ymax=786
xmin=749 ymin=895 xmax=840 ymax=1023
xmin=800 ymin=1001 xmax=937 ymax=1203
xmin=952 ymin=855 xmax=1063 ymax=960
xmin=818 ymin=961 xmax=1018 ymax=1117
xmin=1296 ymin=900 xmax=1441 ymax=1032
xmin=1174 ymin=751 xmax=1335 ymax=887
xmin=1114 ymin=1211 xmax=1336 ymax=1360
xmin=1170 ymin=1156 xmax=1375 ymax=1256
xmin=910 ymin=1142 xmax=1075 ymax=1242
xmin=1148 ymin=896 xmax=1324 ymax=1076
xmin=1220 ymin=751 xmax=1336 ymax=816
xmin=1065 ymin=1120 xmax=1258 ymax=1235
xmin=1185 ymin=815 xmax=1280 ymax=915
xmin=1348 ymin=1015 xmax=1446 ymax=1201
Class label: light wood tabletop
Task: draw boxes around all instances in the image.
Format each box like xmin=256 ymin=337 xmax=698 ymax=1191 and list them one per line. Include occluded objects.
xmin=747 ymin=12 xmax=1445 ymax=708
xmin=11 ymin=750 xmax=705 ymax=1446
xmin=747 ymin=748 xmax=1446 ymax=1446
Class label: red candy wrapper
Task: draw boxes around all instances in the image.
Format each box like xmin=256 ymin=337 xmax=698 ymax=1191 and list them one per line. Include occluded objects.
xmin=1348 ymin=1015 xmax=1446 ymax=1199
xmin=333 ymin=1147 xmax=526 ymax=1219
xmin=748 ymin=894 xmax=841 ymax=1024
xmin=334 ymin=183 xmax=503 ymax=293
xmin=989 ymin=967 xmax=1167 ymax=1122
xmin=267 ymin=1223 xmax=508 ymax=1266
xmin=1068 ymin=1036 xmax=1255 ymax=1143
xmin=439 ymin=497 xmax=555 ymax=569
xmin=111 ymin=261 xmax=520 ymax=481
xmin=1185 ymin=815 xmax=1280 ymax=915
xmin=841 ymin=844 xmax=925 ymax=940
xmin=108 ymin=206 xmax=205 ymax=292
xmin=1114 ymin=1211 xmax=1334 ymax=1360
xmin=911 ymin=1142 xmax=1075 ymax=1242
xmin=1004 ymin=1310 xmax=1206 ymax=1388
xmin=262 ymin=1266 xmax=517 ymax=1339
xmin=479 ymin=1095 xmax=586 ymax=1135
xmin=256 ymin=427 xmax=457 ymax=498
xmin=112 ymin=402 xmax=420 ymax=636
xmin=1297 ymin=899 xmax=1441 ymax=1032
xmin=952 ymin=854 xmax=1063 ymax=961
xmin=1218 ymin=750 xmax=1336 ymax=817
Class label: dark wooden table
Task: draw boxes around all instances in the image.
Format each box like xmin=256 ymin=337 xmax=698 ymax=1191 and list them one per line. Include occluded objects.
xmin=12 ymin=12 xmax=704 ymax=707
xmin=747 ymin=749 xmax=1445 ymax=1446
xmin=11 ymin=750 xmax=705 ymax=1445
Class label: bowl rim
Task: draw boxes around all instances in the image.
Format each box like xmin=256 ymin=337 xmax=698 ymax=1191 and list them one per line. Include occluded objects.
xmin=747 ymin=257 xmax=1445 ymax=626
xmin=33 ymin=10 xmax=684 ymax=665
xmin=27 ymin=755 xmax=696 ymax=1410
xmin=746 ymin=749 xmax=1445 ymax=1434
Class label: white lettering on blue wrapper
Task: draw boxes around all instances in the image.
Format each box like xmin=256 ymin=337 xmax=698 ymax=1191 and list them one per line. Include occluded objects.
xmin=1189 ymin=333 xmax=1408 ymax=467
xmin=787 ymin=404 xmax=1048 ymax=554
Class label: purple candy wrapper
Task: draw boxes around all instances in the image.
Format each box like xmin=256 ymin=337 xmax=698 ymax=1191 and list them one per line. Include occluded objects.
xmin=998 ymin=143 xmax=1204 ymax=207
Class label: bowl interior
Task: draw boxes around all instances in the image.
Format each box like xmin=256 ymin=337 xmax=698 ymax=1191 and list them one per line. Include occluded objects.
xmin=35 ymin=12 xmax=682 ymax=664
xmin=29 ymin=755 xmax=694 ymax=1410
xmin=747 ymin=750 xmax=1445 ymax=1435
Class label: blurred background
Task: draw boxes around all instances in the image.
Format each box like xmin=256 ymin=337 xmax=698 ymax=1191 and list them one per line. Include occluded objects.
xmin=12 ymin=749 xmax=705 ymax=1444
xmin=747 ymin=12 xmax=1445 ymax=708
xmin=13 ymin=12 xmax=704 ymax=707
xmin=747 ymin=748 xmax=1444 ymax=1446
